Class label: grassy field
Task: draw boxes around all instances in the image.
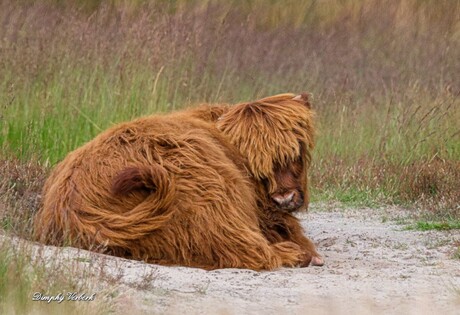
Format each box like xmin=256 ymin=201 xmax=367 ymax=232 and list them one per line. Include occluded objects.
xmin=1 ymin=0 xmax=459 ymax=223
xmin=0 ymin=1 xmax=459 ymax=312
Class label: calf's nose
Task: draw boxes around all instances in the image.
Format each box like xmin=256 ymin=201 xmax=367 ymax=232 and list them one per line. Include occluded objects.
xmin=272 ymin=191 xmax=295 ymax=206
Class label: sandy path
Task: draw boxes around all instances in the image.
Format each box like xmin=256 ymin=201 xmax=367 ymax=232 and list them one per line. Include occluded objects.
xmin=6 ymin=207 xmax=460 ymax=314
xmin=104 ymin=207 xmax=460 ymax=314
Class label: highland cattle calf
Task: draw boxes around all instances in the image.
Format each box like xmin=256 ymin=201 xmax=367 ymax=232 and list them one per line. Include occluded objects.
xmin=34 ymin=93 xmax=323 ymax=270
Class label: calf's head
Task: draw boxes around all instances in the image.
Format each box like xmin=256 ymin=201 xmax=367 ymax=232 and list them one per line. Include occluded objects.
xmin=217 ymin=93 xmax=315 ymax=212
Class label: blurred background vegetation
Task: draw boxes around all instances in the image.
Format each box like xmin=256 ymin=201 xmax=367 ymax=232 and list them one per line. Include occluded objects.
xmin=0 ymin=0 xmax=459 ymax=221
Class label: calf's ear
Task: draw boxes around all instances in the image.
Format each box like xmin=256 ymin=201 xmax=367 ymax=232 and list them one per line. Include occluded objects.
xmin=292 ymin=93 xmax=312 ymax=109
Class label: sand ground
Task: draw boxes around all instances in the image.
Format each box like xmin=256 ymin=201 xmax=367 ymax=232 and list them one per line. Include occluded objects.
xmin=5 ymin=206 xmax=460 ymax=314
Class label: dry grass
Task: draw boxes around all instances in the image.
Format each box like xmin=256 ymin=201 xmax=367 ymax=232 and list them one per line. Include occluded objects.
xmin=399 ymin=159 xmax=460 ymax=216
xmin=0 ymin=237 xmax=117 ymax=314
xmin=0 ymin=160 xmax=46 ymax=239
xmin=0 ymin=0 xmax=459 ymax=220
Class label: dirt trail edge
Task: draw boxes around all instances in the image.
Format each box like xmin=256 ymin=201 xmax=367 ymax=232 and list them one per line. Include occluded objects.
xmin=6 ymin=207 xmax=460 ymax=314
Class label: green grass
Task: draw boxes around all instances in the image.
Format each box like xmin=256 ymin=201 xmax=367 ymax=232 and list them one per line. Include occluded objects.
xmin=452 ymin=247 xmax=460 ymax=260
xmin=0 ymin=0 xmax=459 ymax=215
xmin=410 ymin=221 xmax=460 ymax=231
xmin=311 ymin=187 xmax=387 ymax=208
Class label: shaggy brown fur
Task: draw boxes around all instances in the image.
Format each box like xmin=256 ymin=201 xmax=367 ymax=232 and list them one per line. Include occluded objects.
xmin=217 ymin=93 xmax=322 ymax=266
xmin=34 ymin=93 xmax=322 ymax=270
